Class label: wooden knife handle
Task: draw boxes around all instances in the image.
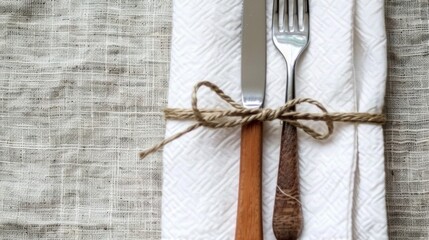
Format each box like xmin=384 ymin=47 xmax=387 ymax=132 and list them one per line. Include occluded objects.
xmin=235 ymin=121 xmax=263 ymax=240
xmin=273 ymin=121 xmax=302 ymax=240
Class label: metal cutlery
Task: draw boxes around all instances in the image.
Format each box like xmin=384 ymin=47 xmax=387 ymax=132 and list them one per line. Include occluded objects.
xmin=235 ymin=0 xmax=266 ymax=239
xmin=272 ymin=0 xmax=309 ymax=239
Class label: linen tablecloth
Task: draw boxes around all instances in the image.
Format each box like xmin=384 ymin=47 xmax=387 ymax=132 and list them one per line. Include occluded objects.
xmin=0 ymin=1 xmax=170 ymax=239
xmin=384 ymin=0 xmax=429 ymax=239
xmin=163 ymin=0 xmax=388 ymax=239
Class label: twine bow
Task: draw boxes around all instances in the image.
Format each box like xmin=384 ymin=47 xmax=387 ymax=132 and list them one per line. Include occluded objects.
xmin=140 ymin=81 xmax=385 ymax=159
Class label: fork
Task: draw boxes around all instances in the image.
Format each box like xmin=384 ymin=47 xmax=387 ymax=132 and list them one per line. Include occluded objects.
xmin=272 ymin=0 xmax=309 ymax=239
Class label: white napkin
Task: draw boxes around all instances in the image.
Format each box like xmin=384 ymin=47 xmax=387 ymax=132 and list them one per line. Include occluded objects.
xmin=162 ymin=0 xmax=388 ymax=239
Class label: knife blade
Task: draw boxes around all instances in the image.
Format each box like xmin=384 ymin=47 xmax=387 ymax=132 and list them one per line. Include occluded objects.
xmin=235 ymin=0 xmax=266 ymax=239
xmin=241 ymin=0 xmax=266 ymax=109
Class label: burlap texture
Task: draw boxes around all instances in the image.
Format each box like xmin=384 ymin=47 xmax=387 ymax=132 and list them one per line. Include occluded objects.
xmin=385 ymin=0 xmax=429 ymax=239
xmin=0 ymin=0 xmax=171 ymax=239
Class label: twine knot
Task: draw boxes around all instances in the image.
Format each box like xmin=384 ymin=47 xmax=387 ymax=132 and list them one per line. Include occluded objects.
xmin=140 ymin=81 xmax=385 ymax=159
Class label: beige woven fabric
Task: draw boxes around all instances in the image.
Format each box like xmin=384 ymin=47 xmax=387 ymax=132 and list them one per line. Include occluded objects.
xmin=0 ymin=0 xmax=171 ymax=239
xmin=385 ymin=0 xmax=429 ymax=239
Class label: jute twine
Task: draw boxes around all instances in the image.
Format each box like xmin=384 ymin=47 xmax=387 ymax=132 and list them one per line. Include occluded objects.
xmin=139 ymin=81 xmax=386 ymax=159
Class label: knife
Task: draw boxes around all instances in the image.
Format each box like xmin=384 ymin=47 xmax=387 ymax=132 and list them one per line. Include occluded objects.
xmin=235 ymin=0 xmax=266 ymax=239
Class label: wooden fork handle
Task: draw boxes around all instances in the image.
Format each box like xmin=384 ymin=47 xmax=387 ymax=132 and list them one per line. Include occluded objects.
xmin=273 ymin=122 xmax=303 ymax=240
xmin=235 ymin=121 xmax=263 ymax=240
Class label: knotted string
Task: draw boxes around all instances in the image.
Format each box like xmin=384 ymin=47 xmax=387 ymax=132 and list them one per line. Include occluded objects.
xmin=140 ymin=81 xmax=385 ymax=159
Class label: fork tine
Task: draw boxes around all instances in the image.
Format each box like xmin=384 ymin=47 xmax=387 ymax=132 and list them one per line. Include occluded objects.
xmin=279 ymin=0 xmax=286 ymax=32
xmin=297 ymin=0 xmax=304 ymax=31
xmin=304 ymin=0 xmax=308 ymax=13
xmin=303 ymin=0 xmax=309 ymax=31
xmin=288 ymin=0 xmax=297 ymax=32
xmin=284 ymin=0 xmax=289 ymax=32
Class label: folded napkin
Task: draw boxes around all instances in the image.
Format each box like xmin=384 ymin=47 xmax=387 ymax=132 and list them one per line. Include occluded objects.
xmin=162 ymin=0 xmax=388 ymax=239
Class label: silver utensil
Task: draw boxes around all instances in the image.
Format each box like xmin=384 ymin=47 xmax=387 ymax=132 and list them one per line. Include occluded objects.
xmin=273 ymin=0 xmax=309 ymax=101
xmin=272 ymin=0 xmax=309 ymax=239
xmin=235 ymin=0 xmax=266 ymax=239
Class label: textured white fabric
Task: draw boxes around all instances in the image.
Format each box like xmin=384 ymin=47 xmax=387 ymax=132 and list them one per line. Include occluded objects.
xmin=163 ymin=0 xmax=388 ymax=239
xmin=353 ymin=1 xmax=388 ymax=239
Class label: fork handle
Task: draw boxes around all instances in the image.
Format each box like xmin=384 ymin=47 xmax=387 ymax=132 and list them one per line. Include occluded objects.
xmin=273 ymin=118 xmax=302 ymax=240
xmin=236 ymin=121 xmax=263 ymax=240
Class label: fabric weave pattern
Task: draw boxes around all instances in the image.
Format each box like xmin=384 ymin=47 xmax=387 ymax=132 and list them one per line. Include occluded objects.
xmin=0 ymin=1 xmax=171 ymax=239
xmin=385 ymin=0 xmax=429 ymax=239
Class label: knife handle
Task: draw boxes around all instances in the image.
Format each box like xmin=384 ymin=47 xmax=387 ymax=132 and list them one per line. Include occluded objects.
xmin=235 ymin=121 xmax=263 ymax=240
xmin=273 ymin=121 xmax=302 ymax=240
